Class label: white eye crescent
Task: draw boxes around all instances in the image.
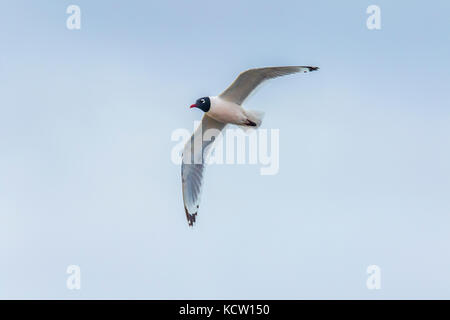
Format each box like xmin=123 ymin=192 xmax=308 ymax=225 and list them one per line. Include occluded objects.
xmin=201 ymin=99 xmax=205 ymax=103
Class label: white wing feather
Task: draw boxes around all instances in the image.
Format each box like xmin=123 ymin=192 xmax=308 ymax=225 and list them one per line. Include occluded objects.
xmin=219 ymin=66 xmax=319 ymax=105
xmin=181 ymin=115 xmax=226 ymax=226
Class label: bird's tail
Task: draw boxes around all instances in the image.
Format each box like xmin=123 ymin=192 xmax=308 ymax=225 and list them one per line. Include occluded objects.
xmin=239 ymin=109 xmax=265 ymax=132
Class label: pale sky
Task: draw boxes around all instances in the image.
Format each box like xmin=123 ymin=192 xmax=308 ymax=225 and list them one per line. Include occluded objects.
xmin=1 ymin=0 xmax=449 ymax=299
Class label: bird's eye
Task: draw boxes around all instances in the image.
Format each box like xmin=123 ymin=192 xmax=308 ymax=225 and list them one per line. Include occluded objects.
xmin=201 ymin=99 xmax=205 ymax=103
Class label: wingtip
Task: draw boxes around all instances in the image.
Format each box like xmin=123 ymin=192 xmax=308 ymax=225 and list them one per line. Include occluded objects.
xmin=307 ymin=66 xmax=319 ymax=72
xmin=184 ymin=206 xmax=198 ymax=227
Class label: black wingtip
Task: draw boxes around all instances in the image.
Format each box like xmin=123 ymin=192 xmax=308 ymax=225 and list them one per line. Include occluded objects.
xmin=185 ymin=206 xmax=197 ymax=227
xmin=308 ymin=66 xmax=319 ymax=72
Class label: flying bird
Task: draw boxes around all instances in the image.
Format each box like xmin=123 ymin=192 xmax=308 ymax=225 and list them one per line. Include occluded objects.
xmin=181 ymin=66 xmax=319 ymax=226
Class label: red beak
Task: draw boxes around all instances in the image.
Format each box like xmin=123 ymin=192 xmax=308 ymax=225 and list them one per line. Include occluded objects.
xmin=190 ymin=104 xmax=197 ymax=109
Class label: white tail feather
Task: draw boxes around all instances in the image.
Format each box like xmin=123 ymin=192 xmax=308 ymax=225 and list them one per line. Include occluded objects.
xmin=237 ymin=109 xmax=265 ymax=132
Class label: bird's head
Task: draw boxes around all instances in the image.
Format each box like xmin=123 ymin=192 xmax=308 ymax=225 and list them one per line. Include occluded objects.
xmin=190 ymin=97 xmax=211 ymax=112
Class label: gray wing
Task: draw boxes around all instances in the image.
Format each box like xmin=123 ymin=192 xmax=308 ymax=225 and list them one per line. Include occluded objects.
xmin=181 ymin=115 xmax=226 ymax=226
xmin=219 ymin=66 xmax=319 ymax=105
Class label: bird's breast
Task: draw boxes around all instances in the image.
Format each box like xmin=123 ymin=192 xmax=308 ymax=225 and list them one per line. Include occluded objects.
xmin=208 ymin=96 xmax=247 ymax=125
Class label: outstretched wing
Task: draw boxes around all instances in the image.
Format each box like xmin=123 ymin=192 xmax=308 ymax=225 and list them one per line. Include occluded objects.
xmin=181 ymin=115 xmax=226 ymax=226
xmin=219 ymin=66 xmax=319 ymax=105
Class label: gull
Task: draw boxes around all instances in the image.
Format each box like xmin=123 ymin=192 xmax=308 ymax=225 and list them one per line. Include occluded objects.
xmin=181 ymin=66 xmax=319 ymax=226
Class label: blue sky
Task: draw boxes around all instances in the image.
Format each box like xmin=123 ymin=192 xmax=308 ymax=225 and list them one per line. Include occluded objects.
xmin=1 ymin=0 xmax=449 ymax=298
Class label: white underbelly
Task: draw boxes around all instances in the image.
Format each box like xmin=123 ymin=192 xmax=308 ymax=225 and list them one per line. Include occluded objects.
xmin=208 ymin=96 xmax=247 ymax=125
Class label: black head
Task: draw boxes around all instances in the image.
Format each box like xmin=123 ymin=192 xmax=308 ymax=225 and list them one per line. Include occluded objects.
xmin=190 ymin=97 xmax=210 ymax=112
